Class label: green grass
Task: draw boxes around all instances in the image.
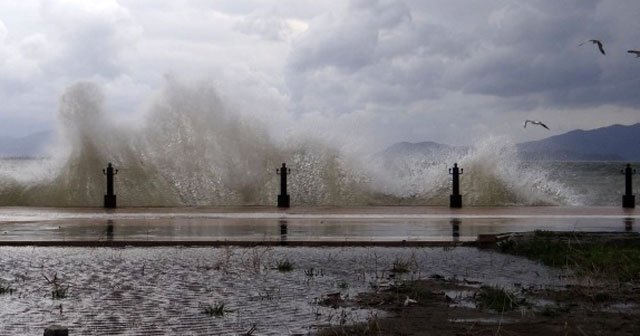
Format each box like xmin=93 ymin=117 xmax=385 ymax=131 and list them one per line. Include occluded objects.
xmin=390 ymin=257 xmax=412 ymax=273
xmin=43 ymin=273 xmax=68 ymax=300
xmin=476 ymin=286 xmax=523 ymax=312
xmin=498 ymin=231 xmax=640 ymax=282
xmin=51 ymin=286 xmax=68 ymax=299
xmin=202 ymin=302 xmax=227 ymax=317
xmin=0 ymin=285 xmax=14 ymax=295
xmin=276 ymin=259 xmax=294 ymax=272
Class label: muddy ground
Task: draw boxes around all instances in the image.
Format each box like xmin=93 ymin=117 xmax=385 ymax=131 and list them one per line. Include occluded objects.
xmin=317 ymin=232 xmax=640 ymax=336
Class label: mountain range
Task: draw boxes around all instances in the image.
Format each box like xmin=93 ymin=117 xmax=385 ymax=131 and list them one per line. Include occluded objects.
xmin=1 ymin=123 xmax=639 ymax=161
xmin=516 ymin=123 xmax=640 ymax=161
xmin=385 ymin=123 xmax=640 ymax=162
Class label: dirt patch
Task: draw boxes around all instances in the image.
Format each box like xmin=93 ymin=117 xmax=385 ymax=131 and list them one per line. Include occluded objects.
xmin=316 ymin=232 xmax=640 ymax=336
xmin=317 ymin=278 xmax=640 ymax=336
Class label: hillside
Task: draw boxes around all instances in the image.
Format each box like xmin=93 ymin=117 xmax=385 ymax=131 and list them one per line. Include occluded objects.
xmin=381 ymin=123 xmax=640 ymax=162
xmin=516 ymin=123 xmax=640 ymax=161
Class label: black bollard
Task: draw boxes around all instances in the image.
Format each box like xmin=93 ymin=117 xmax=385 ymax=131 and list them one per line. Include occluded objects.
xmin=448 ymin=163 xmax=463 ymax=208
xmin=621 ymin=163 xmax=636 ymax=208
xmin=44 ymin=325 xmax=68 ymax=336
xmin=276 ymin=163 xmax=291 ymax=208
xmin=102 ymin=163 xmax=118 ymax=209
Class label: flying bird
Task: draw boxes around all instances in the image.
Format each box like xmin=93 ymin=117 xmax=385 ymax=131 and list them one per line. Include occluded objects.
xmin=524 ymin=120 xmax=549 ymax=130
xmin=627 ymin=50 xmax=640 ymax=58
xmin=579 ymin=39 xmax=606 ymax=55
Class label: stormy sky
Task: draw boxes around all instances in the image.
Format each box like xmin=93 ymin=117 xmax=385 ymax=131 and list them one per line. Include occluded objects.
xmin=0 ymin=0 xmax=639 ymax=149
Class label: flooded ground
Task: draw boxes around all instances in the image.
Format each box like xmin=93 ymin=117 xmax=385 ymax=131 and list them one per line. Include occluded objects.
xmin=0 ymin=246 xmax=569 ymax=335
xmin=0 ymin=206 xmax=638 ymax=334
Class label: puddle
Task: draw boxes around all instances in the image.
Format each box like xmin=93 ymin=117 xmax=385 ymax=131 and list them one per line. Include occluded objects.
xmin=0 ymin=246 xmax=570 ymax=335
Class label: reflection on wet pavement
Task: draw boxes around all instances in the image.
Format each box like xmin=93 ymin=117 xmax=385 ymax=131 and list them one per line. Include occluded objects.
xmin=0 ymin=206 xmax=637 ymax=242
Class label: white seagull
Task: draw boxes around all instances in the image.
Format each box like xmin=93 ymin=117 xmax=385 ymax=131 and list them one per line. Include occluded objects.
xmin=579 ymin=39 xmax=606 ymax=55
xmin=627 ymin=50 xmax=640 ymax=58
xmin=524 ymin=120 xmax=549 ymax=130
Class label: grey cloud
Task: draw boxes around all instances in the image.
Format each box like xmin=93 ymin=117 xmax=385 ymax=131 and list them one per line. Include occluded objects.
xmin=446 ymin=0 xmax=640 ymax=108
xmin=289 ymin=0 xmax=410 ymax=72
xmin=39 ymin=1 xmax=141 ymax=79
xmin=287 ymin=0 xmax=429 ymax=111
xmin=287 ymin=0 xmax=640 ymax=123
xmin=234 ymin=14 xmax=294 ymax=41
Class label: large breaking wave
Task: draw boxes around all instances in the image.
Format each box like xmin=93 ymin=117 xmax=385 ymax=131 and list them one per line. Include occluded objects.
xmin=0 ymin=80 xmax=578 ymax=207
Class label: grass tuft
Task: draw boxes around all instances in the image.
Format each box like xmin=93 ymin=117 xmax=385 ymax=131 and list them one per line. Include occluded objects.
xmin=276 ymin=259 xmax=294 ymax=272
xmin=391 ymin=257 xmax=412 ymax=273
xmin=202 ymin=302 xmax=228 ymax=317
xmin=476 ymin=286 xmax=523 ymax=312
xmin=43 ymin=273 xmax=68 ymax=300
xmin=0 ymin=284 xmax=14 ymax=295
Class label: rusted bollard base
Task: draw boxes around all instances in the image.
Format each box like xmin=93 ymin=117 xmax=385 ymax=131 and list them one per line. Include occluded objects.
xmin=450 ymin=195 xmax=462 ymax=208
xmin=104 ymin=195 xmax=117 ymax=209
xmin=44 ymin=325 xmax=69 ymax=336
xmin=623 ymin=195 xmax=635 ymax=208
xmin=278 ymin=195 xmax=290 ymax=208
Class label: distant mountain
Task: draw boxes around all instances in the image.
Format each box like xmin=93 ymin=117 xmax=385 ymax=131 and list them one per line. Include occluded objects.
xmin=517 ymin=123 xmax=640 ymax=161
xmin=0 ymin=130 xmax=53 ymax=158
xmin=382 ymin=123 xmax=640 ymax=162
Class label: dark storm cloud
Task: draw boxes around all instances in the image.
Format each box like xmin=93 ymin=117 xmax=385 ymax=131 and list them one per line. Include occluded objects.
xmin=287 ymin=0 xmax=640 ymax=116
xmin=447 ymin=0 xmax=640 ymax=108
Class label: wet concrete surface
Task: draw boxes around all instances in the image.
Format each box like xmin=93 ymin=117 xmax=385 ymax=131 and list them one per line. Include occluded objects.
xmin=0 ymin=206 xmax=637 ymax=244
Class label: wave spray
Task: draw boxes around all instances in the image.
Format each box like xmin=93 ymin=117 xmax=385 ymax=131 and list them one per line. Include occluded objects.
xmin=0 ymin=80 xmax=578 ymax=207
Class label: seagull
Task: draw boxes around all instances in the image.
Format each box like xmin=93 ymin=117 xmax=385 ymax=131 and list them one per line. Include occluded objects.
xmin=627 ymin=50 xmax=640 ymax=58
xmin=524 ymin=120 xmax=549 ymax=130
xmin=579 ymin=39 xmax=605 ymax=55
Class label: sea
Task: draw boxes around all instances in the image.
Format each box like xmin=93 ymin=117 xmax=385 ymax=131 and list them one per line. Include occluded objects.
xmin=0 ymin=158 xmax=637 ymax=207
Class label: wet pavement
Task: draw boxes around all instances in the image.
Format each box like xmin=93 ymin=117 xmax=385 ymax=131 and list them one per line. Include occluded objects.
xmin=0 ymin=206 xmax=637 ymax=243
